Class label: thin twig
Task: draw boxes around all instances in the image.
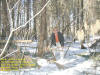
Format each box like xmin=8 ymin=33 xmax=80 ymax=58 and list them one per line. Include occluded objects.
xmin=0 ymin=50 xmax=19 ymax=60
xmin=10 ymin=0 xmax=21 ymax=13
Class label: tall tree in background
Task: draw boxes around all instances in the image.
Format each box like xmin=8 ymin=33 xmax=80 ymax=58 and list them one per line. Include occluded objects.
xmin=0 ymin=1 xmax=1 ymax=35
xmin=1 ymin=0 xmax=10 ymax=40
xmin=26 ymin=0 xmax=30 ymax=29
xmin=33 ymin=0 xmax=37 ymax=40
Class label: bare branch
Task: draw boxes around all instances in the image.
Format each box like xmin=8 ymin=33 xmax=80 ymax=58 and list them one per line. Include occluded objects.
xmin=6 ymin=0 xmax=13 ymax=29
xmin=10 ymin=0 xmax=21 ymax=13
xmin=0 ymin=31 xmax=13 ymax=58
xmin=0 ymin=50 xmax=19 ymax=60
xmin=13 ymin=0 xmax=51 ymax=32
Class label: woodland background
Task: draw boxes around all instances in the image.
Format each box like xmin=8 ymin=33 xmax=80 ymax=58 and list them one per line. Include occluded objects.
xmin=0 ymin=0 xmax=100 ymax=57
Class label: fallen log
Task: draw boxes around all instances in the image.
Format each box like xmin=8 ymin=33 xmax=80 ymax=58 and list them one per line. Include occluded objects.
xmin=0 ymin=40 xmax=32 ymax=43
xmin=89 ymin=39 xmax=100 ymax=49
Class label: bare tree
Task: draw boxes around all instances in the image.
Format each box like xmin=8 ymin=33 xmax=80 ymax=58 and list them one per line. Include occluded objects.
xmin=37 ymin=0 xmax=48 ymax=57
xmin=1 ymin=0 xmax=10 ymax=40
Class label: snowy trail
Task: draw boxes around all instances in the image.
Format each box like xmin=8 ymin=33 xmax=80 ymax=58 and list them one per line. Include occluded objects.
xmin=0 ymin=41 xmax=100 ymax=75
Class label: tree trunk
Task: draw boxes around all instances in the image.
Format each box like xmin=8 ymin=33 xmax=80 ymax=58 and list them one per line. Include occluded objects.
xmin=81 ymin=0 xmax=84 ymax=23
xmin=33 ymin=0 xmax=37 ymax=40
xmin=1 ymin=0 xmax=9 ymax=40
xmin=26 ymin=0 xmax=30 ymax=29
xmin=0 ymin=1 xmax=1 ymax=36
xmin=38 ymin=0 xmax=47 ymax=57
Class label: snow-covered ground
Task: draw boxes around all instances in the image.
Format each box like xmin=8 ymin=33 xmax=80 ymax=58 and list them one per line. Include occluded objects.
xmin=0 ymin=40 xmax=100 ymax=75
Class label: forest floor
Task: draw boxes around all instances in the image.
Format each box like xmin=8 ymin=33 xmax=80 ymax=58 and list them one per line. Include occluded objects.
xmin=0 ymin=38 xmax=100 ymax=75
